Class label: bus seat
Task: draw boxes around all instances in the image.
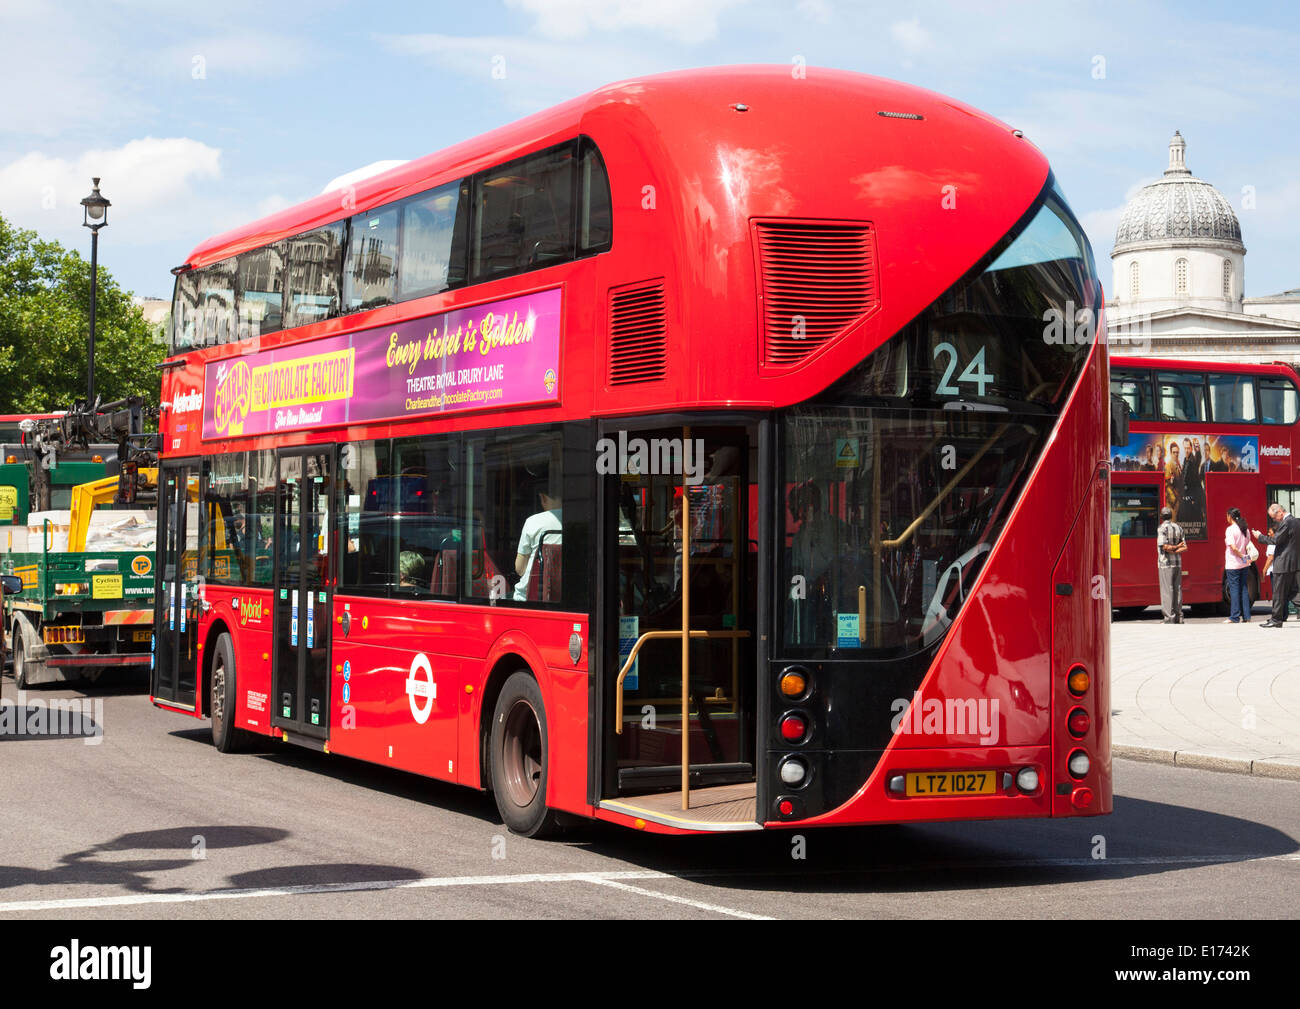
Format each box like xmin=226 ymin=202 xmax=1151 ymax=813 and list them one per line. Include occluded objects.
xmin=531 ymin=542 xmax=562 ymax=602
xmin=434 ymin=548 xmax=458 ymax=595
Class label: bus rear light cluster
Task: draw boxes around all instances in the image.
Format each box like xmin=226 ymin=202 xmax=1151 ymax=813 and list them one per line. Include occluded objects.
xmin=778 ymin=756 xmax=809 ymax=787
xmin=778 ymin=665 xmax=810 ymax=700
xmin=1067 ymin=707 xmax=1090 ymax=738
xmin=1067 ymin=666 xmax=1090 ymax=697
xmin=779 ymin=713 xmax=808 ymax=743
xmin=1068 ymin=749 xmax=1090 ymax=778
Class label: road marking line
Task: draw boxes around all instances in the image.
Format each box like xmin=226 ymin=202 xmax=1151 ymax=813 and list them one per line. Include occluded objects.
xmin=586 ymin=877 xmax=773 ymax=919
xmin=0 ymin=871 xmax=672 ymax=914
xmin=1 ymin=854 xmax=1295 ymax=915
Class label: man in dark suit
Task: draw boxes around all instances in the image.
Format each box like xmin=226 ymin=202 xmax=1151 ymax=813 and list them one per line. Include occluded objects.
xmin=1254 ymin=504 xmax=1298 ymax=626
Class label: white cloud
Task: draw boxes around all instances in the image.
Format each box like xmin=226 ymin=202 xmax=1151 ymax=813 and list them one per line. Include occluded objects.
xmin=158 ymin=34 xmax=311 ymax=78
xmin=0 ymin=137 xmax=221 ymax=246
xmin=889 ymin=17 xmax=932 ymax=55
xmin=504 ymin=0 xmax=747 ymax=44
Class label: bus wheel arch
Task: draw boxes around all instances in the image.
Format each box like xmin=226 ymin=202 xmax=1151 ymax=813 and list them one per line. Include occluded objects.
xmin=199 ymin=620 xmax=233 ymax=718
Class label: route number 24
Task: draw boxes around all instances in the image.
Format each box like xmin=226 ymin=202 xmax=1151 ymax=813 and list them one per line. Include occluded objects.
xmin=933 ymin=342 xmax=994 ymax=396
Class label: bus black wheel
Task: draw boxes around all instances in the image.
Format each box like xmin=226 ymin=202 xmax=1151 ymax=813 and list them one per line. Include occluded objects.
xmin=489 ymin=670 xmax=564 ymax=838
xmin=210 ymin=632 xmax=249 ymax=753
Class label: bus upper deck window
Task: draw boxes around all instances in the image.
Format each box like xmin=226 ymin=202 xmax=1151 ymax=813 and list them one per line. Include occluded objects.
xmin=344 ymin=207 xmax=399 ymax=313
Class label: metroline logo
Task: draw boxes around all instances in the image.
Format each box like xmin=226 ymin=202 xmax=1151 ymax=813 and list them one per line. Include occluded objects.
xmin=171 ymin=389 xmax=202 ymax=414
xmin=1260 ymin=444 xmax=1290 ymax=457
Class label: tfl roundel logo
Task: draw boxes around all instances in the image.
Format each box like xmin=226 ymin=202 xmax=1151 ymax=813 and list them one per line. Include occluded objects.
xmin=131 ymin=555 xmax=152 ymax=577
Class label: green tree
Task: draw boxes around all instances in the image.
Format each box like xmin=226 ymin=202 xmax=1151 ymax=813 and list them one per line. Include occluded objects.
xmin=0 ymin=213 xmax=165 ymax=413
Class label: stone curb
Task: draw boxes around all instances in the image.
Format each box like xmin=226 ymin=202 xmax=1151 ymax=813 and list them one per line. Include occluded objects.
xmin=1115 ymin=744 xmax=1300 ymax=780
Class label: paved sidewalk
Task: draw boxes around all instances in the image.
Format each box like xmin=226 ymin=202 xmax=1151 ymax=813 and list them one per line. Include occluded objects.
xmin=1111 ymin=616 xmax=1300 ymax=780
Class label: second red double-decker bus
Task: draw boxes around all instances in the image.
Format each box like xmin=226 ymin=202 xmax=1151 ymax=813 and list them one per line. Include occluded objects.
xmin=150 ymin=66 xmax=1111 ymax=836
xmin=1110 ymin=356 xmax=1300 ymax=613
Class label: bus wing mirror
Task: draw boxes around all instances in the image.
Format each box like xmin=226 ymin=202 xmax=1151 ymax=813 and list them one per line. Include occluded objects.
xmin=1110 ymin=393 xmax=1130 ymax=447
xmin=1 ymin=575 xmax=23 ymax=595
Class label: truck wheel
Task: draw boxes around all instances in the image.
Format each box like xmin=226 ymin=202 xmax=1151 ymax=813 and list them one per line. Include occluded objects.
xmin=11 ymin=617 xmax=44 ymax=689
xmin=210 ymin=632 xmax=249 ymax=753
xmin=489 ymin=670 xmax=564 ymax=838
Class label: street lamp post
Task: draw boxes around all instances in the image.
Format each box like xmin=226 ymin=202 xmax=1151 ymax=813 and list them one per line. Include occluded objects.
xmin=80 ymin=178 xmax=110 ymax=408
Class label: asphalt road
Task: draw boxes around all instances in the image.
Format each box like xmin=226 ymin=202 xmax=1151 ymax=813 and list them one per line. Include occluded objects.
xmin=1 ymin=675 xmax=1296 ymax=921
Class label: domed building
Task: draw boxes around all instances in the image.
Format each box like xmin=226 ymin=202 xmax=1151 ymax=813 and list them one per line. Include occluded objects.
xmin=1106 ymin=132 xmax=1300 ymax=361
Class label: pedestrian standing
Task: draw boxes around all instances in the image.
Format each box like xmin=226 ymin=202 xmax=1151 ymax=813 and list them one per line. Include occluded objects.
xmin=1254 ymin=504 xmax=1298 ymax=627
xmin=1223 ymin=507 xmax=1254 ymax=623
xmin=1156 ymin=506 xmax=1186 ymax=623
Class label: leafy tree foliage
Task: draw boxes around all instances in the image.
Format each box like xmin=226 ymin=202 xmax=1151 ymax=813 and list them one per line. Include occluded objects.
xmin=0 ymin=214 xmax=164 ymax=413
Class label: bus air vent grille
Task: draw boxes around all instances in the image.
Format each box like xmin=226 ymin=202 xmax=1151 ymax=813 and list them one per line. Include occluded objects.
xmin=755 ymin=220 xmax=878 ymax=366
xmin=608 ymin=279 xmax=668 ymax=385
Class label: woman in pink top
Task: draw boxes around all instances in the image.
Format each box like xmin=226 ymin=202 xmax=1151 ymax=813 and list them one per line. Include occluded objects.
xmin=1224 ymin=507 xmax=1254 ymax=623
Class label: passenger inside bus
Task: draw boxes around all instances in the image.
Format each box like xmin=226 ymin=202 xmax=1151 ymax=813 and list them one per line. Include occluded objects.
xmin=514 ymin=485 xmax=561 ymax=601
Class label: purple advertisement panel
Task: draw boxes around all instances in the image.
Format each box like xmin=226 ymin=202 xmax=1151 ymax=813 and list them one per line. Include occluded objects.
xmin=203 ymin=288 xmax=562 ymax=439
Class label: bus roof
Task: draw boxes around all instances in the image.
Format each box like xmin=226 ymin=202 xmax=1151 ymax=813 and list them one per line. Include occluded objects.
xmin=1112 ymin=355 xmax=1300 ymax=377
xmin=178 ymin=65 xmax=1034 ymax=272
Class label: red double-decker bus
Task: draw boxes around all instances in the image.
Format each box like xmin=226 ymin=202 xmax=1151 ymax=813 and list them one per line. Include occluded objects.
xmin=150 ymin=66 xmax=1111 ymax=836
xmin=1109 ymin=356 xmax=1300 ymax=613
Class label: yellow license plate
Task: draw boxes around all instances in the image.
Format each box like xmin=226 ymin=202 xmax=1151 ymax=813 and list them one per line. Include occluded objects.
xmin=133 ymin=629 xmax=153 ymax=642
xmin=905 ymin=770 xmax=997 ymax=797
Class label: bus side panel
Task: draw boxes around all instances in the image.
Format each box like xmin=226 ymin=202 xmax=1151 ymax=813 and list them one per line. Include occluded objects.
xmin=212 ymin=587 xmax=277 ymax=734
xmin=474 ymin=614 xmax=592 ymax=818
xmin=328 ymin=596 xmax=459 ymax=780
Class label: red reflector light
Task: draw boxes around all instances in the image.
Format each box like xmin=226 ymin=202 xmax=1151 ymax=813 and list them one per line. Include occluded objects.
xmin=1068 ymin=707 xmax=1090 ymax=737
xmin=1071 ymin=787 xmax=1094 ymax=809
xmin=778 ymin=799 xmax=794 ymax=817
xmin=780 ymin=714 xmax=807 ymax=743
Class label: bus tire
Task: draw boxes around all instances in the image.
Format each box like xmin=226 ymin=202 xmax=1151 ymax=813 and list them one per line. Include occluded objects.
xmin=210 ymin=632 xmax=249 ymax=753
xmin=489 ymin=670 xmax=564 ymax=838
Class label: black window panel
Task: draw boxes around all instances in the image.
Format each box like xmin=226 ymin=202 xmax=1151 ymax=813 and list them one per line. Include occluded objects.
xmin=398 ymin=180 xmax=470 ymax=301
xmin=1207 ymin=372 xmax=1257 ymax=423
xmin=172 ymin=271 xmax=200 ymax=353
xmin=204 ymin=452 xmax=275 ymax=586
xmin=579 ymin=138 xmax=612 ymax=253
xmin=1157 ymin=371 xmax=1207 ymax=423
xmin=471 ymin=143 xmax=576 ymax=280
xmin=286 ymin=223 xmax=344 ymax=329
xmin=1110 ymin=368 xmax=1154 ymax=421
xmin=338 ymin=440 xmax=396 ymax=593
xmin=390 ymin=436 xmax=460 ymax=599
xmin=1259 ymin=377 xmax=1300 ymax=425
xmin=344 ymin=207 xmax=399 ymax=313
xmin=466 ymin=429 xmax=564 ymax=604
xmin=237 ymin=243 xmax=285 ymax=339
xmin=1111 ymin=485 xmax=1160 ymax=539
xmin=198 ymin=257 xmax=238 ymax=347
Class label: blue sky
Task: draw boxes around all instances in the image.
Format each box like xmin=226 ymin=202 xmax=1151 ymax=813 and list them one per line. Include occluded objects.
xmin=2 ymin=0 xmax=1297 ymax=301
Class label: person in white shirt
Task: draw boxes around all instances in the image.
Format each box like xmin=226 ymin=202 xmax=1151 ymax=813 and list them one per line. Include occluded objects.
xmin=514 ymin=490 xmax=562 ymax=601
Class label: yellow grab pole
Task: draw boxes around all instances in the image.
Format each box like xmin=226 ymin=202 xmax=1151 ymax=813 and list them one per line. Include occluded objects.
xmin=681 ymin=429 xmax=691 ymax=810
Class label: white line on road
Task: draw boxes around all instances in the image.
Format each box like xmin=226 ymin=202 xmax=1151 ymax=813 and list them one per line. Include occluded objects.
xmin=0 ymin=853 xmax=1295 ymax=916
xmin=0 ymin=870 xmax=749 ymax=917
xmin=587 ymin=877 xmax=773 ymax=919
